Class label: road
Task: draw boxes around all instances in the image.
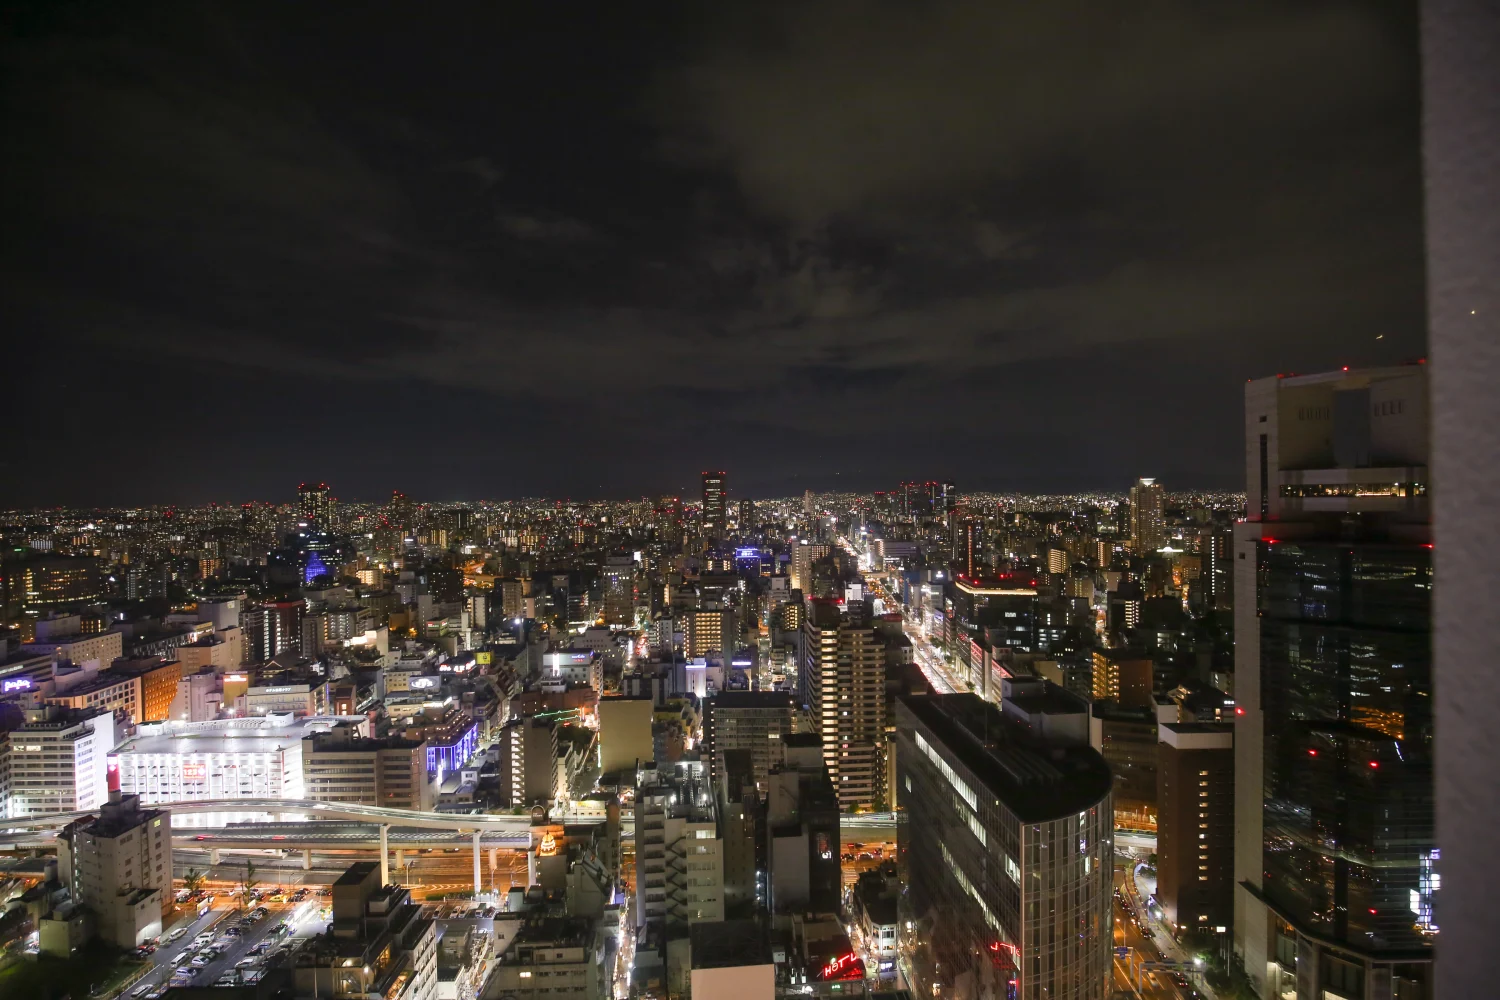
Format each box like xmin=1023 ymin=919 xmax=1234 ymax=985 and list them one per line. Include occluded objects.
xmin=855 ymin=567 xmax=964 ymax=695
xmin=1110 ymin=863 xmax=1212 ymax=1000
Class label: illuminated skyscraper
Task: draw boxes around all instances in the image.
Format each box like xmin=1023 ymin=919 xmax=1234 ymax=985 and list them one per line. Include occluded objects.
xmin=298 ymin=481 xmax=332 ymax=529
xmin=1127 ymin=476 xmax=1165 ymax=553
xmin=897 ymin=683 xmax=1113 ymax=1000
xmin=702 ymin=470 xmax=728 ymax=538
xmin=802 ymin=598 xmax=885 ymax=809
xmin=1233 ymin=365 xmax=1433 ymax=1000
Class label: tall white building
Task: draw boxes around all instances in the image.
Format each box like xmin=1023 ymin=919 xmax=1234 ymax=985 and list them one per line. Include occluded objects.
xmin=7 ymin=708 xmax=115 ymax=817
xmin=58 ymin=791 xmax=171 ymax=947
xmin=634 ymin=761 xmax=725 ymax=932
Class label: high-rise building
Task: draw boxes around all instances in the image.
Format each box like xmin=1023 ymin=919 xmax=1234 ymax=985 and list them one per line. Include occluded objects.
xmin=634 ymin=761 xmax=725 ymax=932
xmin=241 ymin=600 xmax=305 ymax=663
xmin=1128 ymin=477 xmax=1166 ymax=553
xmin=298 ymin=481 xmax=333 ymax=528
xmin=790 ymin=541 xmax=829 ymax=595
xmin=701 ymin=470 xmax=728 ymax=538
xmin=801 ymin=599 xmax=886 ymax=809
xmin=1233 ymin=365 xmax=1433 ymax=1000
xmin=603 ymin=553 xmax=635 ymax=627
xmin=683 ymin=608 xmax=735 ymax=660
xmin=1157 ymin=721 xmax=1234 ymax=941
xmin=58 ymin=791 xmax=171 ymax=948
xmin=498 ymin=716 xmax=559 ymax=807
xmin=703 ymin=691 xmax=795 ymax=794
xmin=897 ymin=682 xmax=1114 ymax=1000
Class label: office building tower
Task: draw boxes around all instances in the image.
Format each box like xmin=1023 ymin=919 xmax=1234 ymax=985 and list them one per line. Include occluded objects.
xmin=897 ymin=682 xmax=1114 ymax=1000
xmin=302 ymin=726 xmax=433 ymax=812
xmin=1129 ymin=477 xmax=1166 ymax=553
xmin=634 ymin=761 xmax=725 ymax=932
xmin=298 ymin=481 xmax=333 ymax=528
xmin=603 ymin=553 xmax=635 ymax=627
xmin=7 ymin=708 xmax=115 ymax=816
xmin=1234 ymin=366 xmax=1432 ymax=1000
xmin=701 ymin=470 xmax=728 ymax=538
xmin=703 ymin=691 xmax=795 ymax=794
xmin=58 ymin=791 xmax=171 ymax=948
xmin=737 ymin=498 xmax=754 ymax=529
xmin=1157 ymin=721 xmax=1234 ymax=941
xmin=801 ymin=599 xmax=886 ymax=809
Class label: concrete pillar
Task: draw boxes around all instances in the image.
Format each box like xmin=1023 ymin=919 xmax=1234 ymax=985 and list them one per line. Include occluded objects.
xmin=489 ymin=847 xmax=497 ymax=871
xmin=395 ymin=849 xmax=405 ymax=868
xmin=472 ymin=830 xmax=482 ymax=896
xmin=210 ymin=849 xmax=220 ymax=865
xmin=379 ymin=824 xmax=389 ymax=886
xmin=302 ymin=850 xmax=312 ymax=871
xmin=527 ymin=848 xmax=538 ymax=888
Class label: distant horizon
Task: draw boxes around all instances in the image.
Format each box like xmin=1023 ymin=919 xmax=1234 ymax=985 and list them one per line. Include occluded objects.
xmin=0 ymin=485 xmax=1247 ymax=512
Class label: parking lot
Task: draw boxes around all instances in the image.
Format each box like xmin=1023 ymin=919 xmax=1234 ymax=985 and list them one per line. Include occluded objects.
xmin=123 ymin=889 xmax=327 ymax=998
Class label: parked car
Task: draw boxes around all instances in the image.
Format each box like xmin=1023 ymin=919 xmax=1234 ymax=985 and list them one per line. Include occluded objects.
xmin=165 ymin=927 xmax=187 ymax=942
xmin=190 ymin=956 xmax=211 ymax=969
xmin=172 ymin=950 xmax=192 ymax=965
xmin=130 ymin=982 xmax=153 ymax=997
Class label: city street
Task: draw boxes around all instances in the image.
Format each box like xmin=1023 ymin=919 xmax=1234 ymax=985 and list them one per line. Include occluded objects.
xmin=1111 ymin=863 xmax=1213 ymax=1000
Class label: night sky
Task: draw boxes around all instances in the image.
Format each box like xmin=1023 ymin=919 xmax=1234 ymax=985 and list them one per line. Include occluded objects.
xmin=0 ymin=1 xmax=1426 ymax=505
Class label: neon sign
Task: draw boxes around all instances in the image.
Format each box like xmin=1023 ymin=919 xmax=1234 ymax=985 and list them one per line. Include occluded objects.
xmin=182 ymin=764 xmax=206 ymax=780
xmin=537 ymin=833 xmax=558 ymax=857
xmin=817 ymin=953 xmax=864 ymax=981
xmin=1 ymin=677 xmax=33 ymax=693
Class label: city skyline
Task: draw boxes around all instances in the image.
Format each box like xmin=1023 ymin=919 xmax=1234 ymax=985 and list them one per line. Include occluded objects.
xmin=0 ymin=2 xmax=1425 ymax=505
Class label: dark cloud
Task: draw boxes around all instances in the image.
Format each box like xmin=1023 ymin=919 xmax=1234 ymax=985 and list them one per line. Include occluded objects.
xmin=0 ymin=0 xmax=1425 ymax=504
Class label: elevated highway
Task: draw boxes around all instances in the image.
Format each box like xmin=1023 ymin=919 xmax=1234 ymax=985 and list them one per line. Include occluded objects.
xmin=0 ymin=798 xmax=536 ymax=834
xmin=2 ymin=798 xmax=540 ymax=892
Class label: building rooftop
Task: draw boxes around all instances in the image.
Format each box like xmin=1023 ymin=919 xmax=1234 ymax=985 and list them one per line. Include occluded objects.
xmin=112 ymin=715 xmax=353 ymax=756
xmin=334 ymin=861 xmax=380 ymax=888
xmin=898 ymin=693 xmax=1113 ymax=822
xmin=708 ymin=691 xmax=793 ymax=709
xmin=689 ymin=919 xmax=771 ymax=970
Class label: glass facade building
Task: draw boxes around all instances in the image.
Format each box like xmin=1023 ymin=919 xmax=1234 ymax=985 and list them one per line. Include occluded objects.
xmin=1234 ymin=366 xmax=1433 ymax=1000
xmin=896 ymin=691 xmax=1113 ymax=1000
